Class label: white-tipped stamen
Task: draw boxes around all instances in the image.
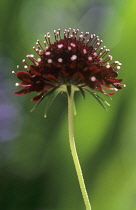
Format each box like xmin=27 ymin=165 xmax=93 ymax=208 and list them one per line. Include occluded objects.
xmin=70 ymin=43 xmax=76 ymax=47
xmin=17 ymin=65 xmax=22 ymax=70
xmin=71 ymin=55 xmax=77 ymax=61
xmin=83 ymin=49 xmax=87 ymax=54
xmin=47 ymin=59 xmax=52 ymax=63
xmin=58 ymin=58 xmax=63 ymax=63
xmin=58 ymin=44 xmax=63 ymax=49
xmin=15 ymin=82 xmax=20 ymax=86
xmin=24 ymin=65 xmax=28 ymax=69
xmin=117 ymin=66 xmax=121 ymax=70
xmin=45 ymin=51 xmax=51 ymax=56
xmin=37 ymin=58 xmax=41 ymax=62
xmin=88 ymin=56 xmax=92 ymax=61
xmin=58 ymin=28 xmax=61 ymax=39
xmin=106 ymin=63 xmax=110 ymax=68
xmin=68 ymin=46 xmax=72 ymax=51
xmin=91 ymin=76 xmax=96 ymax=82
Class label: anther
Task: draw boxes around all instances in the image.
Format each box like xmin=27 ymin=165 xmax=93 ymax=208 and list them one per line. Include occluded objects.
xmin=91 ymin=76 xmax=96 ymax=81
xmin=15 ymin=83 xmax=20 ymax=86
xmin=88 ymin=56 xmax=92 ymax=61
xmin=58 ymin=28 xmax=61 ymax=39
xmin=83 ymin=49 xmax=87 ymax=54
xmin=58 ymin=44 xmax=63 ymax=49
xmin=58 ymin=58 xmax=63 ymax=63
xmin=47 ymin=59 xmax=52 ymax=63
xmin=71 ymin=55 xmax=77 ymax=61
xmin=68 ymin=46 xmax=72 ymax=51
xmin=106 ymin=63 xmax=110 ymax=68
xmin=45 ymin=51 xmax=51 ymax=56
xmin=17 ymin=65 xmax=22 ymax=70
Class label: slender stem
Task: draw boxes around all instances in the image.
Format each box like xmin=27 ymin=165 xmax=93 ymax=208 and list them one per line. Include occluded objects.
xmin=67 ymin=85 xmax=91 ymax=210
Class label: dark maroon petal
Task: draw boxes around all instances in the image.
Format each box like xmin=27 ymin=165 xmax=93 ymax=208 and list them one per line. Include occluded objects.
xmin=32 ymin=93 xmax=43 ymax=102
xmin=14 ymin=87 xmax=31 ymax=95
xmin=16 ymin=71 xmax=31 ymax=83
xmin=29 ymin=66 xmax=41 ymax=76
xmin=107 ymin=78 xmax=123 ymax=83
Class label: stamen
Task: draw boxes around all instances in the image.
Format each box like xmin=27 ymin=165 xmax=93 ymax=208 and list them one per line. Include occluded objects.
xmin=56 ymin=32 xmax=59 ymax=40
xmin=37 ymin=58 xmax=41 ymax=62
xmin=24 ymin=65 xmax=28 ymax=69
xmin=47 ymin=33 xmax=51 ymax=45
xmin=83 ymin=49 xmax=87 ymax=54
xmin=97 ymin=46 xmax=105 ymax=56
xmin=88 ymin=56 xmax=92 ymax=61
xmin=58 ymin=58 xmax=63 ymax=63
xmin=64 ymin=31 xmax=67 ymax=39
xmin=111 ymin=61 xmax=120 ymax=67
xmin=86 ymin=34 xmax=95 ymax=46
xmin=43 ymin=41 xmax=47 ymax=47
xmin=75 ymin=29 xmax=79 ymax=36
xmin=36 ymin=39 xmax=44 ymax=50
xmin=44 ymin=35 xmax=49 ymax=45
xmin=102 ymin=55 xmax=113 ymax=65
xmin=72 ymin=29 xmax=76 ymax=36
xmin=26 ymin=54 xmax=37 ymax=65
xmin=45 ymin=51 xmax=51 ymax=56
xmin=58 ymin=28 xmax=61 ymax=39
xmin=58 ymin=44 xmax=63 ymax=49
xmin=67 ymin=28 xmax=71 ymax=38
xmin=15 ymin=82 xmax=20 ymax=86
xmin=47 ymin=59 xmax=52 ymax=63
xmin=54 ymin=30 xmax=57 ymax=40
xmin=91 ymin=76 xmax=96 ymax=81
xmin=33 ymin=47 xmax=40 ymax=55
xmin=106 ymin=63 xmax=110 ymax=68
xmin=17 ymin=65 xmax=23 ymax=71
xmin=79 ymin=34 xmax=83 ymax=40
xmin=91 ymin=36 xmax=99 ymax=46
xmin=93 ymin=52 xmax=97 ymax=57
xmin=100 ymin=49 xmax=110 ymax=58
xmin=71 ymin=55 xmax=77 ymax=61
xmin=67 ymin=29 xmax=70 ymax=37
xmin=22 ymin=59 xmax=30 ymax=67
xmin=70 ymin=43 xmax=76 ymax=47
xmin=116 ymin=66 xmax=121 ymax=70
xmin=68 ymin=46 xmax=72 ymax=51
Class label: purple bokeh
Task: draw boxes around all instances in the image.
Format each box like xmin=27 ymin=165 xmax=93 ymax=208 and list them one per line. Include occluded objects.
xmin=0 ymin=57 xmax=22 ymax=142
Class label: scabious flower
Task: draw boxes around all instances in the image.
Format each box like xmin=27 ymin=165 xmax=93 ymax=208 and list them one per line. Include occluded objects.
xmin=13 ymin=28 xmax=125 ymax=109
xmin=13 ymin=28 xmax=125 ymax=210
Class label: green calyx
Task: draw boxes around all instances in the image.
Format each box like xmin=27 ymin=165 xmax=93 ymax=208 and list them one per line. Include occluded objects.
xmin=30 ymin=84 xmax=110 ymax=117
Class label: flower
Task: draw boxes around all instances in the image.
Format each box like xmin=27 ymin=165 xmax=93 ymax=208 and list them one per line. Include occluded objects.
xmin=13 ymin=28 xmax=125 ymax=109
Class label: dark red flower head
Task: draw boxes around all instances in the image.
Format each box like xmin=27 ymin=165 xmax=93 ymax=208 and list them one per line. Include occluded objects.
xmin=13 ymin=28 xmax=125 ymax=106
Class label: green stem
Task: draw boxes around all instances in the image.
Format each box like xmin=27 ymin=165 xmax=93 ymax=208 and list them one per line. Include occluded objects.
xmin=67 ymin=85 xmax=91 ymax=210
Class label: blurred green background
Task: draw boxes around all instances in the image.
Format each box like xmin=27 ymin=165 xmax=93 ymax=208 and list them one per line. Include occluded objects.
xmin=0 ymin=0 xmax=135 ymax=209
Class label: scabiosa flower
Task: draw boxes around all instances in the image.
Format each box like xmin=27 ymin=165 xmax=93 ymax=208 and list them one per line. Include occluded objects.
xmin=13 ymin=28 xmax=125 ymax=111
xmin=13 ymin=28 xmax=125 ymax=210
